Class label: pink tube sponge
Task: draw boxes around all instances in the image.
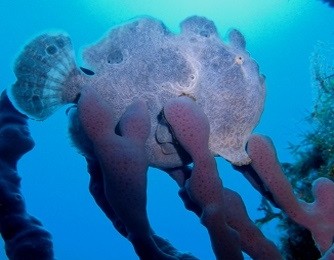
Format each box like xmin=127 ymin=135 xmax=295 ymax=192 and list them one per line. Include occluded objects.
xmin=305 ymin=177 xmax=334 ymax=253
xmin=247 ymin=134 xmax=334 ymax=254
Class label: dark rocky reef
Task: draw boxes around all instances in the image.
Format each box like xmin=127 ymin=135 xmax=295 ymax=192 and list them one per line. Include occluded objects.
xmin=0 ymin=90 xmax=54 ymax=260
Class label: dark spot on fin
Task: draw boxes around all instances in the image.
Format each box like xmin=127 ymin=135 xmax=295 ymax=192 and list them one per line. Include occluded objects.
xmin=46 ymin=45 xmax=57 ymax=55
xmin=80 ymin=67 xmax=95 ymax=75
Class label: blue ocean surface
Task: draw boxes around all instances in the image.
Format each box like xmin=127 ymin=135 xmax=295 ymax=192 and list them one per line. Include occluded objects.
xmin=0 ymin=0 xmax=333 ymax=259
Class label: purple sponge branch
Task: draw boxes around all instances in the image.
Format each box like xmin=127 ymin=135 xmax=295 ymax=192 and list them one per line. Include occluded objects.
xmin=67 ymin=88 xmax=198 ymax=259
xmin=84 ymin=156 xmax=199 ymax=260
xmin=163 ymin=96 xmax=243 ymax=259
xmin=168 ymin=167 xmax=282 ymax=259
xmin=0 ymin=91 xmax=54 ymax=260
xmin=247 ymin=134 xmax=334 ymax=255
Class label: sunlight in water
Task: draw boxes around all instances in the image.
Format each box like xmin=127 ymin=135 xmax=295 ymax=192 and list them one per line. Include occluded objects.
xmin=80 ymin=0 xmax=311 ymax=41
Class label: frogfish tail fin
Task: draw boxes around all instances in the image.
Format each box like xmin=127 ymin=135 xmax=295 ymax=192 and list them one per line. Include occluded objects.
xmin=8 ymin=33 xmax=83 ymax=120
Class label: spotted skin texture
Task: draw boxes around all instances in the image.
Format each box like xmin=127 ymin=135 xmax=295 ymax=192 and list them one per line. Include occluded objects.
xmin=9 ymin=16 xmax=265 ymax=168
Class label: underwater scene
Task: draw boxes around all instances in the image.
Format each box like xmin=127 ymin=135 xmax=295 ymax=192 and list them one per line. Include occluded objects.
xmin=1 ymin=0 xmax=334 ymax=259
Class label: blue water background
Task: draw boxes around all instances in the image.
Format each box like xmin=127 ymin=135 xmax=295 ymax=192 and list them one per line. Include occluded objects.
xmin=0 ymin=0 xmax=333 ymax=259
